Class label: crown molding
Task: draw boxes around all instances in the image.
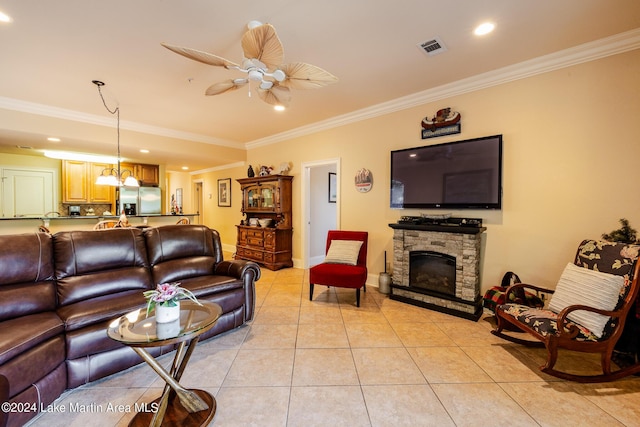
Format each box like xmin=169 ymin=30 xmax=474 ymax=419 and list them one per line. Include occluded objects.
xmin=0 ymin=96 xmax=242 ymax=149
xmin=245 ymin=28 xmax=640 ymax=149
xmin=190 ymin=161 xmax=246 ymax=175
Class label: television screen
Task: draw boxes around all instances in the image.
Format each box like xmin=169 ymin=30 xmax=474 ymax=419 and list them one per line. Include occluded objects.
xmin=390 ymin=135 xmax=502 ymax=209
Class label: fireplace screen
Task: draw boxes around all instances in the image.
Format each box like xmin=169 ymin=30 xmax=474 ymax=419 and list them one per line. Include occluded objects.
xmin=409 ymin=251 xmax=456 ymax=296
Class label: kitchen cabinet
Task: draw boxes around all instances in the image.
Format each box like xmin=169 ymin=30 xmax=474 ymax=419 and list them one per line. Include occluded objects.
xmin=236 ymin=175 xmax=293 ymax=270
xmin=62 ymin=160 xmax=115 ymax=204
xmin=121 ymin=162 xmax=159 ymax=187
xmin=89 ymin=162 xmax=116 ymax=203
xmin=62 ymin=160 xmax=89 ymax=203
xmin=135 ymin=163 xmax=159 ymax=187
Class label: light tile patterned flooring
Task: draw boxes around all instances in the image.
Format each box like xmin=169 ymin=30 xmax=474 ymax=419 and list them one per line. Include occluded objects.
xmin=27 ymin=267 xmax=640 ymax=426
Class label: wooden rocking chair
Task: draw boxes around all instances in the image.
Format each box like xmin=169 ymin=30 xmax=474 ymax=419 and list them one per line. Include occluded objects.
xmin=492 ymin=239 xmax=640 ymax=383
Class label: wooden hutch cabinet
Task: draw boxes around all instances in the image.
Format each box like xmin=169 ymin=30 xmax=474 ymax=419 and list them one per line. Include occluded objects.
xmin=236 ymin=175 xmax=293 ymax=270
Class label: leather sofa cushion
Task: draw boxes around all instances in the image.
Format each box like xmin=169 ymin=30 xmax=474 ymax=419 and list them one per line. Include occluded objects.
xmin=0 ymin=312 xmax=64 ymax=365
xmin=150 ymin=257 xmax=218 ymax=284
xmin=179 ymin=274 xmax=242 ymax=297
xmin=5 ymin=364 xmax=66 ymax=427
xmin=145 ymin=225 xmax=223 ymax=265
xmin=0 ymin=335 xmax=65 ymax=399
xmin=0 ymin=233 xmax=56 ymax=321
xmin=57 ymin=289 xmax=147 ymax=332
xmin=53 ymin=228 xmax=153 ymax=306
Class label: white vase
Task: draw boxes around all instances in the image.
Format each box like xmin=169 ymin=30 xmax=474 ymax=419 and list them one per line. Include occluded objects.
xmin=155 ymin=301 xmax=180 ymax=323
xmin=156 ymin=319 xmax=181 ymax=339
xmin=378 ymin=272 xmax=392 ymax=294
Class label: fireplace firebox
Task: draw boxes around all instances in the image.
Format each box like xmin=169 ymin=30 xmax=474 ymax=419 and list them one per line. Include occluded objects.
xmin=409 ymin=251 xmax=456 ymax=296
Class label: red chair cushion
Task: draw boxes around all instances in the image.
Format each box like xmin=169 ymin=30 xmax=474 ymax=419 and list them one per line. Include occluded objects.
xmin=309 ymin=263 xmax=367 ymax=289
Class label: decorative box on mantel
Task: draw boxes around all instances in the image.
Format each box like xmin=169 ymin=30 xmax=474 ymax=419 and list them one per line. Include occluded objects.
xmin=388 ymin=223 xmax=486 ymax=321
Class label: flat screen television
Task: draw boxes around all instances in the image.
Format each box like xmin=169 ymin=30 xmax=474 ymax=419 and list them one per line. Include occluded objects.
xmin=390 ymin=134 xmax=502 ymax=209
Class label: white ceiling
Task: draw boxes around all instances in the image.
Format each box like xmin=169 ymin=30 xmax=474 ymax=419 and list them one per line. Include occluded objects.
xmin=0 ymin=1 xmax=639 ymax=171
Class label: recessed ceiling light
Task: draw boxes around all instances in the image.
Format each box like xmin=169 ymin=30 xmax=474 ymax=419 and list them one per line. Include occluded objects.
xmin=140 ymin=149 xmax=149 ymax=153
xmin=474 ymin=22 xmax=495 ymax=36
xmin=182 ymin=166 xmax=189 ymax=170
xmin=0 ymin=10 xmax=12 ymax=23
xmin=47 ymin=137 xmax=61 ymax=142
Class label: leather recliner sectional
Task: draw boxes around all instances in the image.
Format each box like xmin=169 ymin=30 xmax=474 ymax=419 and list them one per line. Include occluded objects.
xmin=0 ymin=224 xmax=260 ymax=427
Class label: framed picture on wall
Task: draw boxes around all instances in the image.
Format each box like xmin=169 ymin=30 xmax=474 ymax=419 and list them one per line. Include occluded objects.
xmin=218 ymin=178 xmax=231 ymax=207
xmin=328 ymin=172 xmax=337 ymax=203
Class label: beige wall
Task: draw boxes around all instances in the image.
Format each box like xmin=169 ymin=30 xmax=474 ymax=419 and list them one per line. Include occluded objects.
xmin=242 ymin=49 xmax=640 ymax=291
xmin=191 ymin=165 xmax=246 ymax=250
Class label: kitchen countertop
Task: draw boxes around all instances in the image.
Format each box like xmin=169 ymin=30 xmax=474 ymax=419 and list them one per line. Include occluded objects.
xmin=1 ymin=214 xmax=199 ymax=221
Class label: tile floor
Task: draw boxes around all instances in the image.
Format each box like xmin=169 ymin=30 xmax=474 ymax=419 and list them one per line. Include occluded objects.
xmin=26 ymin=267 xmax=640 ymax=426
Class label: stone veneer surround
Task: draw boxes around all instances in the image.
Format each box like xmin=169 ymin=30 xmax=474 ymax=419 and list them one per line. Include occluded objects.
xmin=389 ymin=224 xmax=486 ymax=320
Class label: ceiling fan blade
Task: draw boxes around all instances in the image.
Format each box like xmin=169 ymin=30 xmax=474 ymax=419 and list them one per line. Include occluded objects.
xmin=257 ymin=85 xmax=291 ymax=107
xmin=205 ymin=79 xmax=248 ymax=96
xmin=161 ymin=43 xmax=239 ymax=68
xmin=241 ymin=24 xmax=284 ymax=71
xmin=279 ymin=62 xmax=338 ymax=89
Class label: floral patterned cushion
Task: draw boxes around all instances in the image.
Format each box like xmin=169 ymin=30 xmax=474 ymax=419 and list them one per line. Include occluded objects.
xmin=575 ymin=240 xmax=639 ymax=308
xmin=498 ymin=240 xmax=640 ymax=342
xmin=500 ymin=304 xmax=601 ymax=342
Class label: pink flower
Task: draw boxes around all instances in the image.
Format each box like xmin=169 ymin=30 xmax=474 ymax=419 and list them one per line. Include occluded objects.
xmin=143 ymin=281 xmax=200 ymax=317
xmin=621 ymin=245 xmax=639 ymax=261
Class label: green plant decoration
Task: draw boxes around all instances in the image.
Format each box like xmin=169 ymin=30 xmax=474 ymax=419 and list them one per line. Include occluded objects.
xmin=602 ymin=218 xmax=639 ymax=244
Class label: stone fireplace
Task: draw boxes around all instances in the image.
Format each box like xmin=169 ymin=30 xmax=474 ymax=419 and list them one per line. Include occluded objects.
xmin=389 ymin=223 xmax=485 ymax=320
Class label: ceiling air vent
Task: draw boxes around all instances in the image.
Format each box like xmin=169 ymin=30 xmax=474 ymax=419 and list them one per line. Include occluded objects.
xmin=418 ymin=36 xmax=447 ymax=56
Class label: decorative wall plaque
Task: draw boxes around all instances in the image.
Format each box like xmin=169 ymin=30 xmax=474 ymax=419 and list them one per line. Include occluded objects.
xmin=355 ymin=168 xmax=373 ymax=193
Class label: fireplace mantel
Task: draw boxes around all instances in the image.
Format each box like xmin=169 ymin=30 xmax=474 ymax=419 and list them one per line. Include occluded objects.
xmin=389 ymin=223 xmax=486 ymax=234
xmin=389 ymin=223 xmax=486 ymax=321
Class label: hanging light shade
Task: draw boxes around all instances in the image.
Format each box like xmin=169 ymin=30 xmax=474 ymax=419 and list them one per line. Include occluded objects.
xmin=92 ymin=80 xmax=139 ymax=187
xmin=95 ymin=167 xmax=139 ymax=187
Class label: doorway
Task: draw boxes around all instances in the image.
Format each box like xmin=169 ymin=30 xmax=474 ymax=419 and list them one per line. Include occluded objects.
xmin=193 ymin=180 xmax=203 ymax=224
xmin=301 ymin=158 xmax=340 ymax=268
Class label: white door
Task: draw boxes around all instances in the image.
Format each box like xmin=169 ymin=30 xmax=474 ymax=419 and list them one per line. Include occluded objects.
xmin=301 ymin=159 xmax=340 ymax=268
xmin=1 ymin=168 xmax=57 ymax=217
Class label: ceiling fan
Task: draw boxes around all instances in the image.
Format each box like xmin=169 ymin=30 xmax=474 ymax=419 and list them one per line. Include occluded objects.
xmin=161 ymin=21 xmax=338 ymax=108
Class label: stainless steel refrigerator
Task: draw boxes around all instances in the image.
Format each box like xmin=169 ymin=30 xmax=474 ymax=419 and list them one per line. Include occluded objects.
xmin=119 ymin=186 xmax=161 ymax=215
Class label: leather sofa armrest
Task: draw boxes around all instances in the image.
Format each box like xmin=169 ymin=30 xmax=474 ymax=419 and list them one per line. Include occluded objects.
xmin=214 ymin=260 xmax=261 ymax=282
xmin=214 ymin=260 xmax=261 ymax=322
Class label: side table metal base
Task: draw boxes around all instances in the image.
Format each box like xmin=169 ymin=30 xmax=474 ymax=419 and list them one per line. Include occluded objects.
xmin=128 ymin=389 xmax=216 ymax=427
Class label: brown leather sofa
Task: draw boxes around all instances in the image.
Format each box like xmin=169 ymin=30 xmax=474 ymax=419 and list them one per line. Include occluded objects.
xmin=0 ymin=224 xmax=259 ymax=427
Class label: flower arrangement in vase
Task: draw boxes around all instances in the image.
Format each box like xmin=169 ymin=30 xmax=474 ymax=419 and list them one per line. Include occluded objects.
xmin=143 ymin=282 xmax=200 ymax=323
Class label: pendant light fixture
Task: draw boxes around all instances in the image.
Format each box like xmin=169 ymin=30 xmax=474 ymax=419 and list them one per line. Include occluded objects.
xmin=92 ymin=80 xmax=139 ymax=187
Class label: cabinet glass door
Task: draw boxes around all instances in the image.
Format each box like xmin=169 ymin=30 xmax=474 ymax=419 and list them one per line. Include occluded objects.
xmin=261 ymin=188 xmax=273 ymax=208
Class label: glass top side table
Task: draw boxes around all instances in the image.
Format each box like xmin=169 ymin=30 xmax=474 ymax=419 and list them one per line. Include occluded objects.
xmin=108 ymin=300 xmax=222 ymax=427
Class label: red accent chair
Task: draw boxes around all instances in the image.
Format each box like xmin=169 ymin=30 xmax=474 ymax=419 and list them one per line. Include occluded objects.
xmin=309 ymin=230 xmax=368 ymax=307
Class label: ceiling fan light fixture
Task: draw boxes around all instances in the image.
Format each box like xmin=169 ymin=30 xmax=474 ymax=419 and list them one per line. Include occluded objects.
xmin=274 ymin=105 xmax=285 ymax=112
xmin=163 ymin=22 xmax=337 ymax=107
xmin=248 ymin=69 xmax=263 ymax=81
xmin=271 ymin=69 xmax=286 ymax=82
